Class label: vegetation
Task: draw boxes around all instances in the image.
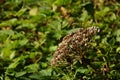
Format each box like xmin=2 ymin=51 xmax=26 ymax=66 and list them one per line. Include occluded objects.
xmin=0 ymin=0 xmax=120 ymax=80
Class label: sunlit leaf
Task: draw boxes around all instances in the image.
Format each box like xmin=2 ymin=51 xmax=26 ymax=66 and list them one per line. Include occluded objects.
xmin=0 ymin=18 xmax=18 ymax=27
xmin=29 ymin=7 xmax=38 ymax=16
xmin=16 ymin=8 xmax=27 ymax=17
xmin=15 ymin=71 xmax=27 ymax=77
xmin=54 ymin=0 xmax=72 ymax=6
xmin=24 ymin=63 xmax=39 ymax=72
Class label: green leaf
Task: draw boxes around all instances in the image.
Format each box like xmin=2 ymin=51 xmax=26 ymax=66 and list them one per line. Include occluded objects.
xmin=8 ymin=61 xmax=19 ymax=69
xmin=29 ymin=68 xmax=52 ymax=79
xmin=19 ymin=39 xmax=28 ymax=46
xmin=10 ymin=51 xmax=16 ymax=59
xmin=24 ymin=63 xmax=39 ymax=72
xmin=91 ymin=61 xmax=103 ymax=68
xmin=15 ymin=8 xmax=27 ymax=17
xmin=116 ymin=47 xmax=120 ymax=53
xmin=114 ymin=29 xmax=120 ymax=42
xmin=49 ymin=46 xmax=57 ymax=52
xmin=95 ymin=7 xmax=110 ymax=19
xmin=15 ymin=71 xmax=27 ymax=77
xmin=80 ymin=10 xmax=88 ymax=21
xmin=77 ymin=68 xmax=88 ymax=73
xmin=0 ymin=30 xmax=14 ymax=36
xmin=54 ymin=0 xmax=72 ymax=6
xmin=0 ymin=18 xmax=18 ymax=27
xmin=110 ymin=13 xmax=116 ymax=21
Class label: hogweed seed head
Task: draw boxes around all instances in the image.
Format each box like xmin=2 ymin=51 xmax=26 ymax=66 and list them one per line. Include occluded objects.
xmin=51 ymin=26 xmax=100 ymax=66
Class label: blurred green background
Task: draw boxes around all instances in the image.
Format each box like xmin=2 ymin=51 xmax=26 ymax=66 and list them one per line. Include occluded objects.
xmin=0 ymin=0 xmax=120 ymax=80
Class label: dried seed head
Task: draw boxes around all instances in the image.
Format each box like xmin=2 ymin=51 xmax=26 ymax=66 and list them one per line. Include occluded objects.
xmin=51 ymin=26 xmax=99 ymax=66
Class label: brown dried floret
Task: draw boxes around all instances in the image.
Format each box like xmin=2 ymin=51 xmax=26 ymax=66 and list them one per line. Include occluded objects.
xmin=51 ymin=26 xmax=100 ymax=66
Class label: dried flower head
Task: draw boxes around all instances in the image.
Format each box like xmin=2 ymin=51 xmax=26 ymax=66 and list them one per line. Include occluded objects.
xmin=51 ymin=26 xmax=100 ymax=66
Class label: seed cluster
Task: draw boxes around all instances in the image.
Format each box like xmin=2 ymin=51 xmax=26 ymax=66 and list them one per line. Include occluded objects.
xmin=51 ymin=26 xmax=99 ymax=66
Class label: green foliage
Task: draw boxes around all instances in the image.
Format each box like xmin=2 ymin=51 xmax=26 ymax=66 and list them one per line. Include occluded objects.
xmin=0 ymin=0 xmax=120 ymax=80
